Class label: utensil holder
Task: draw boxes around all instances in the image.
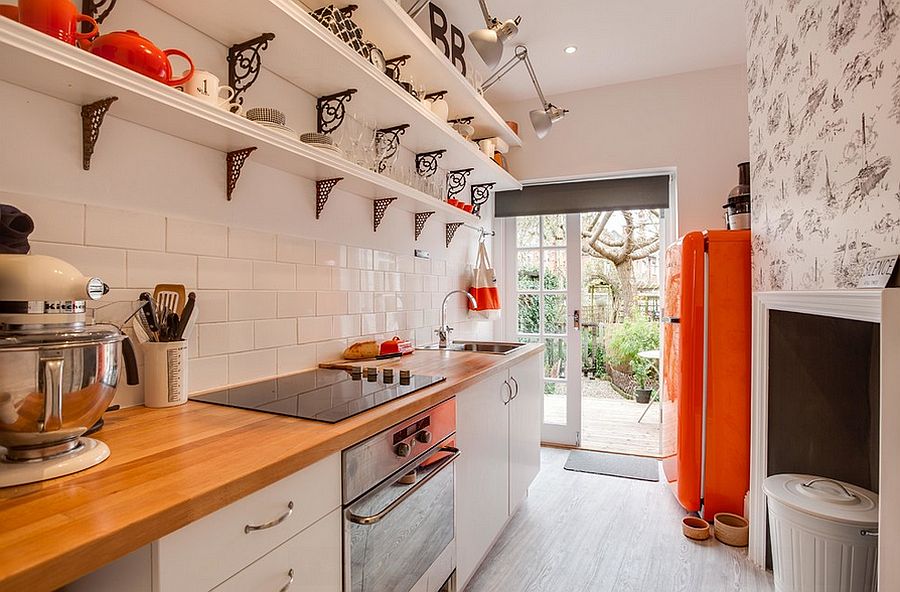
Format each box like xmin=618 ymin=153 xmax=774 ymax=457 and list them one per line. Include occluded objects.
xmin=142 ymin=340 xmax=188 ymax=408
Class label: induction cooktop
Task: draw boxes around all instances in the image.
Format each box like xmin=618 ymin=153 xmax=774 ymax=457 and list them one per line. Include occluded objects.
xmin=189 ymin=366 xmax=446 ymax=423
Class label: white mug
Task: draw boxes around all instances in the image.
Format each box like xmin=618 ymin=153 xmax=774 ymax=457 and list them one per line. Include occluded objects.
xmin=180 ymin=69 xmax=235 ymax=106
xmin=218 ymin=100 xmax=243 ymax=116
xmin=478 ymin=138 xmax=496 ymax=158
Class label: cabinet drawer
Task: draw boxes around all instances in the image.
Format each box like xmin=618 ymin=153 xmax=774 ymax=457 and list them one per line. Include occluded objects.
xmin=212 ymin=509 xmax=342 ymax=592
xmin=154 ymin=453 xmax=340 ymax=592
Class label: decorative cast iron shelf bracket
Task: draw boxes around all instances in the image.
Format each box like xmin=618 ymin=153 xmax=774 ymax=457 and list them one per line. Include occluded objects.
xmin=81 ymin=0 xmax=116 ymax=32
xmin=373 ymin=198 xmax=397 ymax=231
xmin=316 ymin=178 xmax=343 ymax=219
xmin=226 ymin=147 xmax=257 ymax=201
xmin=470 ymin=183 xmax=495 ymax=216
xmin=81 ymin=96 xmax=118 ymax=171
xmin=424 ymin=91 xmax=448 ymax=101
xmin=447 ymin=168 xmax=473 ymax=200
xmin=317 ymin=89 xmax=357 ymax=134
xmin=415 ymin=150 xmax=446 ymax=177
xmin=448 ymin=116 xmax=474 ymax=126
xmin=385 ymin=54 xmax=411 ymax=69
xmin=376 ymin=124 xmax=410 ymax=173
xmin=415 ymin=212 xmax=435 ymax=241
xmin=227 ymin=33 xmax=275 ymax=105
xmin=339 ymin=4 xmax=359 ymax=17
xmin=446 ymin=222 xmax=464 ymax=248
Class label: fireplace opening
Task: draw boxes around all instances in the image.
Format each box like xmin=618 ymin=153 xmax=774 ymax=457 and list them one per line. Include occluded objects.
xmin=764 ymin=310 xmax=880 ymax=567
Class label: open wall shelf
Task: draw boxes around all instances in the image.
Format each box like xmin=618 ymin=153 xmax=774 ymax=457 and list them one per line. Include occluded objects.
xmin=0 ymin=19 xmax=482 ymax=223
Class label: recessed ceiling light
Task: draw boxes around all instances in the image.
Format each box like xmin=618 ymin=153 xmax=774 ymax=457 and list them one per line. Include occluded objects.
xmin=564 ymin=45 xmax=577 ymax=54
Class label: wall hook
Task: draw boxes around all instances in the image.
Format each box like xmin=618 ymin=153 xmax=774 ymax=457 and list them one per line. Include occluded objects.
xmin=226 ymin=147 xmax=257 ymax=201
xmin=81 ymin=96 xmax=118 ymax=171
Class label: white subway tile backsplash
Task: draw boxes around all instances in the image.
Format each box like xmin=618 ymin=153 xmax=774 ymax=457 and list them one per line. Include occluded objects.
xmin=414 ymin=257 xmax=431 ymax=274
xmin=360 ymin=313 xmax=385 ymax=335
xmin=189 ymin=356 xmax=228 ymax=393
xmin=166 ymin=218 xmax=227 ymax=257
xmin=407 ymin=310 xmax=424 ymax=329
xmin=297 ymin=264 xmax=333 ymax=291
xmin=359 ymin=270 xmax=384 ymax=292
xmin=254 ymin=318 xmax=297 ymax=349
xmin=385 ymin=311 xmax=406 ymax=332
xmin=198 ymin=257 xmax=253 ymax=290
xmin=276 ymin=235 xmax=315 ymax=264
xmin=347 ymin=246 xmax=373 ymax=270
xmin=416 ymin=294 xmax=432 ymax=310
xmin=229 ymin=291 xmax=277 ymax=320
xmin=126 ymin=251 xmax=196 ymax=289
xmin=30 ymin=242 xmax=126 ymax=288
xmin=348 ymin=292 xmax=374 ymax=314
xmin=299 ymin=316 xmax=333 ymax=343
xmin=432 ymin=260 xmax=446 ymax=276
xmin=315 ymin=339 xmax=347 ymax=364
xmin=316 ymin=291 xmax=348 ymax=315
xmin=405 ymin=274 xmax=424 ymax=292
xmin=229 ymin=349 xmax=276 ymax=384
xmin=277 ymin=291 xmax=316 ymax=318
xmin=374 ymin=250 xmax=397 ymax=271
xmin=384 ymin=272 xmax=402 ymax=292
xmin=375 ymin=293 xmax=397 ymax=313
xmin=3 ymin=193 xmax=84 ymax=244
xmin=253 ymin=261 xmax=296 ymax=290
xmin=395 ymin=292 xmax=413 ymax=311
xmin=331 ymin=268 xmax=360 ymax=291
xmin=423 ymin=275 xmax=439 ymax=292
xmin=333 ymin=315 xmax=361 ymax=339
xmin=315 ymin=241 xmax=347 ymax=267
xmin=86 ymin=205 xmax=166 ymax=251
xmin=198 ymin=321 xmax=254 ymax=356
xmin=396 ymin=254 xmax=414 ymax=273
xmin=277 ymin=344 xmax=317 ymax=374
xmin=415 ymin=327 xmax=433 ymax=346
xmin=229 ymin=227 xmax=276 ymax=260
xmin=196 ymin=290 xmax=228 ymax=323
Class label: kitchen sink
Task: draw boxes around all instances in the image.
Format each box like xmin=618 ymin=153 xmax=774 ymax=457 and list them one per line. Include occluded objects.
xmin=417 ymin=341 xmax=526 ymax=355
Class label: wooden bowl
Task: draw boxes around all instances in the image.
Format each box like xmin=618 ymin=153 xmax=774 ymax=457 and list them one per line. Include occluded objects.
xmin=682 ymin=516 xmax=711 ymax=541
xmin=713 ymin=513 xmax=749 ymax=547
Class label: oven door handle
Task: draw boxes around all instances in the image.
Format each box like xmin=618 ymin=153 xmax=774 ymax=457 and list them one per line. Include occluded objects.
xmin=346 ymin=446 xmax=460 ymax=526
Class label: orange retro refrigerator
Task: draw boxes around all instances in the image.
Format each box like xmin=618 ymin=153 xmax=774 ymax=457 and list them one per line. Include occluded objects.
xmin=661 ymin=230 xmax=751 ymax=521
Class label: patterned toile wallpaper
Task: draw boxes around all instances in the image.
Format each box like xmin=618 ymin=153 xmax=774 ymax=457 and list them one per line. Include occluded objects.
xmin=746 ymin=0 xmax=900 ymax=290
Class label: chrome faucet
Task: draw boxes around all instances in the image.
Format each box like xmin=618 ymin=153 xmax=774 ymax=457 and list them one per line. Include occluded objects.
xmin=437 ymin=290 xmax=477 ymax=348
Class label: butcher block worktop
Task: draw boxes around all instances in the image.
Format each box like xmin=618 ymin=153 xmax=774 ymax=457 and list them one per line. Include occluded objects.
xmin=0 ymin=344 xmax=542 ymax=592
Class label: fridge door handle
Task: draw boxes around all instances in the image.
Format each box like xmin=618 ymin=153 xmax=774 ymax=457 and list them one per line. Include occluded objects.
xmin=662 ymin=316 xmax=680 ymax=324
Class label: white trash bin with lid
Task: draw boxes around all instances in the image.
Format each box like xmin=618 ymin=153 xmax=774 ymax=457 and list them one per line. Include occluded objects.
xmin=764 ymin=474 xmax=878 ymax=592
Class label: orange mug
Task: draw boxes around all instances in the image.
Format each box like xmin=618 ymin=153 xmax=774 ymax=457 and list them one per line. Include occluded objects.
xmin=18 ymin=0 xmax=99 ymax=45
xmin=0 ymin=5 xmax=18 ymax=20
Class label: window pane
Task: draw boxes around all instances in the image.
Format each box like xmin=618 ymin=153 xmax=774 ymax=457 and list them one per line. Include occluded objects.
xmin=544 ymin=337 xmax=567 ymax=379
xmin=543 ymin=382 xmax=566 ymax=425
xmin=517 ymin=295 xmax=540 ymax=334
xmin=516 ymin=216 xmax=540 ymax=248
xmin=517 ymin=250 xmax=540 ymax=291
xmin=544 ymin=294 xmax=567 ymax=335
xmin=542 ymin=249 xmax=567 ymax=290
xmin=543 ymin=215 xmax=566 ymax=246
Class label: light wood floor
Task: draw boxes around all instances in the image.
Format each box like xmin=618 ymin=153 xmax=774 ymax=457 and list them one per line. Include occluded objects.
xmin=545 ymin=396 xmax=662 ymax=456
xmin=464 ymin=447 xmax=774 ymax=592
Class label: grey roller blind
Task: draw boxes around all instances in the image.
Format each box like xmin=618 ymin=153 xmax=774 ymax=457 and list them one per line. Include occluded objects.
xmin=495 ymin=175 xmax=670 ymax=218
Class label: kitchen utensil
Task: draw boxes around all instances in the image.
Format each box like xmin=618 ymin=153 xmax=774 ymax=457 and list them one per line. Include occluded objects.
xmin=246 ymin=107 xmax=286 ymax=126
xmin=154 ymin=283 xmax=186 ymax=315
xmin=179 ymin=69 xmax=235 ymax=106
xmin=0 ymin=5 xmax=18 ymax=20
xmin=18 ymin=0 xmax=98 ymax=46
xmin=712 ymin=512 xmax=749 ymax=546
xmin=132 ymin=312 xmax=152 ymax=344
xmin=681 ymin=516 xmax=711 ymax=541
xmin=723 ymin=162 xmax=751 ymax=230
xmin=142 ymin=340 xmax=188 ymax=408
xmin=174 ymin=292 xmax=195 ymax=340
xmin=0 ymin=254 xmax=138 ymax=486
xmin=89 ymin=30 xmax=194 ymax=87
xmin=138 ymin=292 xmax=160 ymax=335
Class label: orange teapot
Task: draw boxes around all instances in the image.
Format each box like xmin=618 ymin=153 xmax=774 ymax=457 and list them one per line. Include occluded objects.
xmin=89 ymin=29 xmax=193 ymax=87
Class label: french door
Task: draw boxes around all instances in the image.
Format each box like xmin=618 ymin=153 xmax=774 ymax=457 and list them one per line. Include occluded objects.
xmin=503 ymin=214 xmax=582 ymax=446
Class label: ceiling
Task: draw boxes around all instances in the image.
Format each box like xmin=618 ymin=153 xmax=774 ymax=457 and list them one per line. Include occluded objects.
xmin=451 ymin=0 xmax=748 ymax=104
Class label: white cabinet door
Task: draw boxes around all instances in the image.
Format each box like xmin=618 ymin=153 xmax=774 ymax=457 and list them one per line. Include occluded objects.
xmin=211 ymin=509 xmax=342 ymax=592
xmin=508 ymin=355 xmax=543 ymax=515
xmin=455 ymin=371 xmax=510 ymax=589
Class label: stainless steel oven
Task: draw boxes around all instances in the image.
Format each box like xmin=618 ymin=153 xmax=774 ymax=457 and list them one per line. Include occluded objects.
xmin=342 ymin=399 xmax=458 ymax=592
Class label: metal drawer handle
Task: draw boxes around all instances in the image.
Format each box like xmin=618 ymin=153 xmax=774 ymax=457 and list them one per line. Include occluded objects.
xmin=244 ymin=501 xmax=294 ymax=533
xmin=279 ymin=569 xmax=294 ymax=592
xmin=860 ymin=529 xmax=879 ymax=537
xmin=662 ymin=316 xmax=680 ymax=324
xmin=502 ymin=380 xmax=512 ymax=405
xmin=347 ymin=446 xmax=460 ymax=526
xmin=801 ymin=478 xmax=856 ymax=500
xmin=509 ymin=376 xmax=519 ymax=400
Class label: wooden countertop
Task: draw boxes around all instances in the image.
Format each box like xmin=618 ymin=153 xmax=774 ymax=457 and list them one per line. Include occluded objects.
xmin=0 ymin=344 xmax=542 ymax=592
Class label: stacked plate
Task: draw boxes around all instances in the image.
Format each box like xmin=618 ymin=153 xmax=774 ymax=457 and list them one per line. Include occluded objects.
xmin=300 ymin=132 xmax=342 ymax=156
xmin=246 ymin=107 xmax=298 ymax=139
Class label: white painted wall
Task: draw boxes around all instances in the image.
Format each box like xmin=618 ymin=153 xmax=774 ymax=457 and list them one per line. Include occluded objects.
xmin=495 ymin=65 xmax=750 ymax=235
xmin=0 ymin=0 xmax=494 ymax=406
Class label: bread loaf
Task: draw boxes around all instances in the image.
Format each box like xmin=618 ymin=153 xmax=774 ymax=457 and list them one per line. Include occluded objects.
xmin=343 ymin=340 xmax=380 ymax=360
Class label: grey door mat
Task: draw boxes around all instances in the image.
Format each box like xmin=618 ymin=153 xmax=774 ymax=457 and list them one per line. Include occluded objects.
xmin=564 ymin=449 xmax=660 ymax=481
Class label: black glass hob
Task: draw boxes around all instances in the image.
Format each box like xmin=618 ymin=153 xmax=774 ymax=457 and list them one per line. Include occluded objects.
xmin=190 ymin=367 xmax=446 ymax=423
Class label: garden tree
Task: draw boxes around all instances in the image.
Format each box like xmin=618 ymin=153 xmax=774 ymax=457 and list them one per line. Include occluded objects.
xmin=581 ymin=210 xmax=660 ymax=321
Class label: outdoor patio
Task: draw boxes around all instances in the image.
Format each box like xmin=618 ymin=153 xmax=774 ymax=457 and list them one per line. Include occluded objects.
xmin=544 ymin=380 xmax=662 ymax=457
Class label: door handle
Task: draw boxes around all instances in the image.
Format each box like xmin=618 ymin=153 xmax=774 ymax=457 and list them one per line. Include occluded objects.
xmin=661 ymin=316 xmax=680 ymax=324
xmin=509 ymin=376 xmax=519 ymax=400
xmin=244 ymin=501 xmax=294 ymax=533
xmin=502 ymin=380 xmax=512 ymax=405
xmin=279 ymin=569 xmax=294 ymax=592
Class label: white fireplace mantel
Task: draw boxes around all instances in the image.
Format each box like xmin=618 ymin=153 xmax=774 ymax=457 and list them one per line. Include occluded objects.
xmin=750 ymin=289 xmax=900 ymax=589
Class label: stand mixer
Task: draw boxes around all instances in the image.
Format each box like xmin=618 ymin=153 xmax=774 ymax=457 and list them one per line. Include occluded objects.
xmin=0 ymin=254 xmax=139 ymax=487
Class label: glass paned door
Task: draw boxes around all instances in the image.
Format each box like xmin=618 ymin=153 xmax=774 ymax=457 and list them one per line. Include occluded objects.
xmin=505 ymin=214 xmax=582 ymax=445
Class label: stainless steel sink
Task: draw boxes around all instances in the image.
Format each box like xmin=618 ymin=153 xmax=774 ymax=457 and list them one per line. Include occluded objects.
xmin=417 ymin=341 xmax=526 ymax=355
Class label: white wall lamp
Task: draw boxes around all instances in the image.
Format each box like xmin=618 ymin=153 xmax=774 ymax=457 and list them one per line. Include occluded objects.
xmin=468 ymin=0 xmax=521 ymax=68
xmin=481 ymin=45 xmax=569 ymax=139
